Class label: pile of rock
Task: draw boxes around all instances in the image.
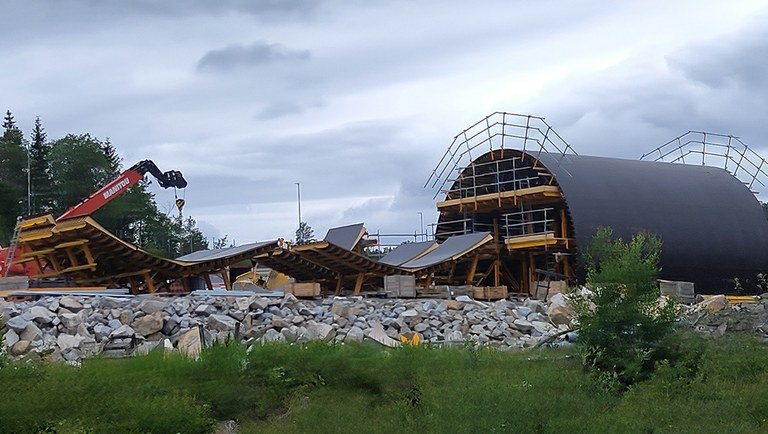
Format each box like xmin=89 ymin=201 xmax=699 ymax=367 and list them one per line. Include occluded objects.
xmin=0 ymin=293 xmax=576 ymax=363
xmin=680 ymin=294 xmax=768 ymax=339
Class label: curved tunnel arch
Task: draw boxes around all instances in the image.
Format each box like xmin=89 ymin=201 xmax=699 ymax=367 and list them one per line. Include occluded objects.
xmin=434 ymin=148 xmax=768 ymax=294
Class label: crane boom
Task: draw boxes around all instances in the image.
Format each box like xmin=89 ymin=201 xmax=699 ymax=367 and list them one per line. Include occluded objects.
xmin=57 ymin=160 xmax=187 ymax=221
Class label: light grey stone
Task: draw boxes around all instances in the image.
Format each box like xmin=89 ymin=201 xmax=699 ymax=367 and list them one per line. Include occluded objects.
xmin=57 ymin=334 xmax=84 ymax=352
xmin=262 ymin=328 xmax=285 ymax=343
xmin=138 ymin=298 xmax=167 ymax=314
xmin=308 ymin=322 xmax=335 ymax=341
xmin=271 ymin=316 xmax=290 ymax=329
xmin=110 ymin=324 xmax=135 ymax=338
xmin=3 ymin=329 xmax=20 ymax=348
xmin=20 ymin=322 xmax=43 ymax=342
xmin=512 ymin=319 xmax=533 ymax=332
xmin=235 ymin=296 xmax=255 ymax=311
xmin=281 ymin=326 xmax=299 ymax=342
xmin=207 ymin=314 xmax=236 ymax=332
xmin=7 ymin=315 xmax=29 ymax=332
xmin=60 ymin=312 xmax=83 ymax=330
xmin=28 ymin=306 xmax=56 ymax=324
xmin=516 ymin=307 xmax=532 ymax=318
xmin=95 ymin=297 xmax=124 ymax=310
xmin=194 ymin=304 xmax=216 ymax=316
xmin=344 ymin=326 xmax=365 ymax=343
xmin=58 ymin=296 xmax=83 ymax=312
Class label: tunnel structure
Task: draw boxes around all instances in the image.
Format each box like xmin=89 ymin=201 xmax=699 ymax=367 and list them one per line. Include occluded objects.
xmin=427 ymin=113 xmax=768 ymax=294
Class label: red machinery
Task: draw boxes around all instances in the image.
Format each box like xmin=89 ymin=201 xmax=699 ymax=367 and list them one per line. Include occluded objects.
xmin=57 ymin=160 xmax=187 ymax=220
xmin=0 ymin=160 xmax=187 ymax=276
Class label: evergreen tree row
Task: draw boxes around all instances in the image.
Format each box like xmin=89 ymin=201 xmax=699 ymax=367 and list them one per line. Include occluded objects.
xmin=0 ymin=110 xmax=208 ymax=257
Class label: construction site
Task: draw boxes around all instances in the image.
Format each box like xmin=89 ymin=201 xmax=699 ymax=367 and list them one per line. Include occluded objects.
xmin=3 ymin=112 xmax=768 ymax=301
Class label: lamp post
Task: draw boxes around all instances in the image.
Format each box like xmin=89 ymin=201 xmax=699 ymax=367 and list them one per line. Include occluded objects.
xmin=418 ymin=211 xmax=424 ymax=242
xmin=295 ymin=182 xmax=302 ymax=229
xmin=26 ymin=140 xmax=31 ymax=215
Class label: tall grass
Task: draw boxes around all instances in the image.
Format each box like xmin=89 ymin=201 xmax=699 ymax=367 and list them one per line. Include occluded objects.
xmin=0 ymin=334 xmax=767 ymax=433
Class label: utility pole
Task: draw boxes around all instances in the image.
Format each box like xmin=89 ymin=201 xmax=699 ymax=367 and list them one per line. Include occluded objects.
xmin=26 ymin=140 xmax=31 ymax=215
xmin=295 ymin=182 xmax=302 ymax=229
xmin=418 ymin=211 xmax=424 ymax=242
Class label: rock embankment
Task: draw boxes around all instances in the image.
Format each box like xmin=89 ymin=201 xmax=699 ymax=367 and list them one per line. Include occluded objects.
xmin=0 ymin=293 xmax=574 ymax=363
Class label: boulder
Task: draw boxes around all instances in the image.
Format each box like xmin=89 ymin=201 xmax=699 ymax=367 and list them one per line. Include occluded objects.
xmin=95 ymin=297 xmax=124 ymax=310
xmin=366 ymin=322 xmax=401 ymax=348
xmin=3 ymin=329 xmax=20 ymax=348
xmin=699 ymin=295 xmax=728 ymax=313
xmin=307 ymin=322 xmax=335 ymax=341
xmin=271 ymin=316 xmax=290 ymax=329
xmin=546 ymin=293 xmax=573 ymax=325
xmin=262 ymin=329 xmax=285 ymax=343
xmin=132 ymin=311 xmax=164 ymax=337
xmin=28 ymin=306 xmax=56 ymax=324
xmin=177 ymin=328 xmax=202 ymax=358
xmin=511 ymin=319 xmax=533 ymax=332
xmin=57 ymin=333 xmax=85 ymax=352
xmin=445 ymin=300 xmax=464 ymax=310
xmin=138 ymin=298 xmax=167 ymax=314
xmin=344 ymin=326 xmax=365 ymax=343
xmin=162 ymin=316 xmax=180 ymax=336
xmin=110 ymin=324 xmax=136 ymax=338
xmin=6 ymin=315 xmax=29 ymax=333
xmin=20 ymin=322 xmax=43 ymax=342
xmin=60 ymin=312 xmax=83 ymax=330
xmin=207 ymin=314 xmax=236 ymax=332
xmin=59 ymin=296 xmax=84 ymax=312
xmin=194 ymin=304 xmax=216 ymax=316
xmin=11 ymin=340 xmax=31 ymax=356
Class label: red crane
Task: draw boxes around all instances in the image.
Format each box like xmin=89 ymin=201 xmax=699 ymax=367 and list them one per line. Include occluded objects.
xmin=57 ymin=160 xmax=187 ymax=220
xmin=0 ymin=160 xmax=187 ymax=276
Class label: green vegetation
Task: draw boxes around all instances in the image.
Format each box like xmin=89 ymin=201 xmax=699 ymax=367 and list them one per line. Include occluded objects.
xmin=0 ymin=336 xmax=767 ymax=433
xmin=574 ymin=227 xmax=678 ymax=392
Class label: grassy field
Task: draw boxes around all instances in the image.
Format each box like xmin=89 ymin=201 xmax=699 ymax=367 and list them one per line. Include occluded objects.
xmin=1 ymin=333 xmax=767 ymax=433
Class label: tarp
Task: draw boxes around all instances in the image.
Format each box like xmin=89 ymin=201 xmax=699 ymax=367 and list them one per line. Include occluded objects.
xmin=324 ymin=223 xmax=366 ymax=250
xmin=533 ymin=151 xmax=768 ymax=290
xmin=401 ymin=232 xmax=493 ymax=271
xmin=378 ymin=241 xmax=437 ymax=266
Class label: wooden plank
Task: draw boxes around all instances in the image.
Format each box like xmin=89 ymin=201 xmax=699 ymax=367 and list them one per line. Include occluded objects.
xmin=465 ymin=253 xmax=480 ymax=285
xmin=353 ymin=273 xmax=364 ymax=295
xmin=55 ymin=239 xmax=89 ymax=249
xmin=144 ymin=272 xmax=156 ymax=293
xmin=436 ymin=185 xmax=561 ymax=209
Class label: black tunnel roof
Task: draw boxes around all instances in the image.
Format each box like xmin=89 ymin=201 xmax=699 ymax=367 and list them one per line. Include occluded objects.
xmin=533 ymin=151 xmax=768 ymax=290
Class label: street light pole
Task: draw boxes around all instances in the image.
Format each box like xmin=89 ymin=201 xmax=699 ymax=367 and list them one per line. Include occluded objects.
xmin=418 ymin=211 xmax=424 ymax=242
xmin=26 ymin=140 xmax=31 ymax=215
xmin=295 ymin=182 xmax=302 ymax=229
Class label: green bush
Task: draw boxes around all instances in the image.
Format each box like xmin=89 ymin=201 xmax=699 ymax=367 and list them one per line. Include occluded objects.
xmin=574 ymin=227 xmax=678 ymax=391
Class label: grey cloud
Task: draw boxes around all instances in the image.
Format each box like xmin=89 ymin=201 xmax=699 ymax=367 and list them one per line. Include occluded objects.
xmin=87 ymin=0 xmax=323 ymax=20
xmin=668 ymin=30 xmax=768 ymax=90
xmin=256 ymin=100 xmax=325 ymax=120
xmin=197 ymin=42 xmax=311 ymax=72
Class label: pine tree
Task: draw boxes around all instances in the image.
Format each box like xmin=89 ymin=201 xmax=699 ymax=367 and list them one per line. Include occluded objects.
xmin=2 ymin=110 xmax=16 ymax=130
xmin=295 ymin=221 xmax=316 ymax=244
xmin=29 ymin=116 xmax=52 ymax=214
xmin=101 ymin=137 xmax=121 ymax=176
xmin=0 ymin=110 xmax=27 ymax=242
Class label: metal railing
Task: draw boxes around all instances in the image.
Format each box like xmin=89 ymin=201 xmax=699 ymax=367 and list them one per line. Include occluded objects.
xmin=502 ymin=207 xmax=555 ymax=238
xmin=641 ymin=131 xmax=768 ymax=194
xmin=425 ymin=112 xmax=578 ymax=199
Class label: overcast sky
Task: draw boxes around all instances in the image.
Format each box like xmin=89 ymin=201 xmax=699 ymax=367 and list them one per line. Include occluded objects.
xmin=2 ymin=0 xmax=768 ymax=246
